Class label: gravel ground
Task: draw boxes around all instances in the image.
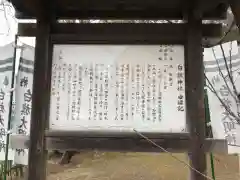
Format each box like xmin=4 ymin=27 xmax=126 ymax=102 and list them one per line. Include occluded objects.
xmin=11 ymin=152 xmax=240 ymax=180
xmin=42 ymin=152 xmax=240 ymax=180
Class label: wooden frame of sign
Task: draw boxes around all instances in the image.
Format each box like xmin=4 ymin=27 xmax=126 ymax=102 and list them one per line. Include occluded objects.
xmin=8 ymin=0 xmax=232 ymax=180
xmin=10 ymin=22 xmax=226 ymax=180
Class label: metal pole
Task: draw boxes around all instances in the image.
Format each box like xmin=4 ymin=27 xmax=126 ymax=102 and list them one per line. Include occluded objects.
xmin=204 ymin=89 xmax=216 ymax=180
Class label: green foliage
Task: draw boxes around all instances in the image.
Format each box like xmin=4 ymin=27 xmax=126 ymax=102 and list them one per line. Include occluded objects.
xmin=0 ymin=161 xmax=24 ymax=180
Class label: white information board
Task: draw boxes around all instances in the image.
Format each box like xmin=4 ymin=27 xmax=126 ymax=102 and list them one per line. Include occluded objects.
xmin=50 ymin=45 xmax=186 ymax=133
xmin=204 ymin=41 xmax=240 ymax=154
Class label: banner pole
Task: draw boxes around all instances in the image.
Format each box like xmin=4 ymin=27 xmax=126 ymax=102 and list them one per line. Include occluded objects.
xmin=204 ymin=87 xmax=216 ymax=180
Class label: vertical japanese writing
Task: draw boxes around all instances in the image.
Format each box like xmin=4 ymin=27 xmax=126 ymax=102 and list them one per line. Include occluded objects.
xmin=146 ymin=64 xmax=152 ymax=121
xmin=88 ymin=64 xmax=94 ymax=120
xmin=18 ymin=77 xmax=28 ymax=135
xmin=76 ymin=65 xmax=82 ymax=120
xmin=115 ymin=65 xmax=119 ymax=121
xmin=159 ymin=45 xmax=174 ymax=61
xmin=135 ymin=64 xmax=141 ymax=115
xmin=71 ymin=64 xmax=78 ymax=121
xmin=131 ymin=66 xmax=135 ymax=119
xmin=103 ymin=65 xmax=109 ymax=121
xmin=168 ymin=45 xmax=174 ymax=60
xmin=120 ymin=64 xmax=125 ymax=121
xmin=0 ymin=89 xmax=5 ymax=127
xmin=177 ymin=64 xmax=184 ymax=112
xmin=158 ymin=45 xmax=163 ymax=61
xmin=168 ymin=66 xmax=173 ymax=87
xmin=93 ymin=64 xmax=99 ymax=121
xmin=51 ymin=63 xmax=57 ymax=96
xmin=56 ymin=64 xmax=62 ymax=121
xmin=62 ymin=63 xmax=67 ymax=91
xmin=157 ymin=46 xmax=163 ymax=122
xmin=164 ymin=46 xmax=168 ymax=61
xmin=218 ymin=84 xmax=237 ymax=145
xmin=0 ymin=88 xmax=6 ymax=152
xmin=98 ymin=64 xmax=104 ymax=121
xmin=125 ymin=64 xmax=129 ymax=121
xmin=157 ymin=68 xmax=162 ymax=121
xmin=17 ymin=76 xmax=32 ymax=155
xmin=140 ymin=64 xmax=145 ymax=121
xmin=163 ymin=65 xmax=168 ymax=90
xmin=152 ymin=65 xmax=157 ymax=122
xmin=67 ymin=64 xmax=72 ymax=120
xmin=56 ymin=51 xmax=63 ymax=121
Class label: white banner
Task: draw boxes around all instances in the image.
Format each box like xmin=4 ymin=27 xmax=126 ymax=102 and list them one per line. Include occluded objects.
xmin=50 ymin=45 xmax=186 ymax=133
xmin=204 ymin=41 xmax=240 ymax=154
xmin=0 ymin=43 xmax=15 ymax=160
xmin=13 ymin=45 xmax=34 ymax=165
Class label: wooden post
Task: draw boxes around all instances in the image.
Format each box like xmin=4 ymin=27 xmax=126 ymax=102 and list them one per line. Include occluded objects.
xmin=186 ymin=12 xmax=207 ymax=180
xmin=27 ymin=19 xmax=51 ymax=180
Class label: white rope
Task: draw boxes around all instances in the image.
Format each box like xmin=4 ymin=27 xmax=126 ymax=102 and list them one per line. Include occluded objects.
xmin=133 ymin=128 xmax=214 ymax=180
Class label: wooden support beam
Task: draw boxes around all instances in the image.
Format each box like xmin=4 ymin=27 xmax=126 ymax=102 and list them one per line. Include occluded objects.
xmin=186 ymin=14 xmax=207 ymax=180
xmin=27 ymin=20 xmax=52 ymax=180
xmin=44 ymin=130 xmax=190 ymax=138
xmin=9 ymin=0 xmax=228 ymax=20
xmin=17 ymin=23 xmax=222 ymax=44
xmin=45 ymin=138 xmax=227 ymax=153
xmin=9 ymin=134 xmax=228 ymax=154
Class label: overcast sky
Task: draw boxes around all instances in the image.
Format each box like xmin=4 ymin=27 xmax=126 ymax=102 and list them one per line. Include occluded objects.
xmin=0 ymin=0 xmax=35 ymax=47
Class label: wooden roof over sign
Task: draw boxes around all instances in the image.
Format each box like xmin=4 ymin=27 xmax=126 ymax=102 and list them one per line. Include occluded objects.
xmin=8 ymin=0 xmax=229 ymax=20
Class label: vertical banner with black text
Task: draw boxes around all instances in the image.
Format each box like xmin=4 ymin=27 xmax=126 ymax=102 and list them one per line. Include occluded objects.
xmin=13 ymin=45 xmax=34 ymax=165
xmin=0 ymin=43 xmax=15 ymax=160
xmin=205 ymin=41 xmax=240 ymax=154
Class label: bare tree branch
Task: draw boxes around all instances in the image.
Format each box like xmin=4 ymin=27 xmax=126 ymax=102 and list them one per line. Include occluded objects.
xmin=220 ymin=44 xmax=239 ymax=99
xmin=229 ymin=41 xmax=233 ymax=78
xmin=1 ymin=2 xmax=10 ymax=35
xmin=211 ymin=45 xmax=240 ymax=118
xmin=212 ymin=48 xmax=237 ymax=102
